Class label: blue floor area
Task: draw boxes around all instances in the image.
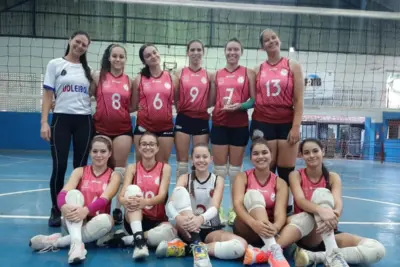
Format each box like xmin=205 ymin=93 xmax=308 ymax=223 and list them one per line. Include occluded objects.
xmin=0 ymin=151 xmax=399 ymax=267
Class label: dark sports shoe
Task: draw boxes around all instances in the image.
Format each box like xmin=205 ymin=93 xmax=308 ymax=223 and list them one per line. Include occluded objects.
xmin=113 ymin=208 xmax=123 ymax=225
xmin=48 ymin=207 xmax=61 ymax=227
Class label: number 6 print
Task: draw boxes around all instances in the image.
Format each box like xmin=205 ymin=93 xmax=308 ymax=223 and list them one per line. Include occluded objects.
xmin=153 ymin=93 xmax=163 ymax=110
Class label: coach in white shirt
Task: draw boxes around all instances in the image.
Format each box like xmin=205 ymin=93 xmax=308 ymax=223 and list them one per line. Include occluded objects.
xmin=40 ymin=30 xmax=94 ymax=227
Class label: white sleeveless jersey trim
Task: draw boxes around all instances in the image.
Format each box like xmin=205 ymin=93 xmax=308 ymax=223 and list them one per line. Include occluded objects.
xmin=43 ymin=58 xmax=91 ymax=115
xmin=187 ymin=172 xmax=221 ymax=228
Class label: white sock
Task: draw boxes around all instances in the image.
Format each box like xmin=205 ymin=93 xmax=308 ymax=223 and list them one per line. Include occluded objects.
xmin=65 ymin=220 xmax=83 ymax=244
xmin=130 ymin=220 xmax=142 ymax=234
xmin=122 ymin=235 xmax=134 ymax=245
xmin=288 ymin=191 xmax=294 ymax=206
xmin=260 ymin=236 xmax=276 ymax=251
xmin=321 ymin=231 xmax=338 ymax=255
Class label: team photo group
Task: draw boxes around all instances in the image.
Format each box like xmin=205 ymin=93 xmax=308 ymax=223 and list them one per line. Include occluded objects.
xmin=30 ymin=28 xmax=385 ymax=267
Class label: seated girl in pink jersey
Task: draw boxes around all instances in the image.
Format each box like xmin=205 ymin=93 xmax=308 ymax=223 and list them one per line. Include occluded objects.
xmin=29 ymin=135 xmax=121 ymax=265
xmin=132 ymin=44 xmax=176 ymax=163
xmin=273 ymin=138 xmax=385 ymax=267
xmin=97 ymin=131 xmax=178 ymax=260
xmin=91 ymin=43 xmax=134 ymax=225
xmin=232 ymin=135 xmax=290 ymax=267
xmin=154 ymin=143 xmax=247 ymax=266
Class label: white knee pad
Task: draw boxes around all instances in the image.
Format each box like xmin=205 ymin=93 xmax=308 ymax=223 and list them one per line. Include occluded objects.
xmin=171 ymin=186 xmax=192 ymax=213
xmin=213 ymin=165 xmax=228 ymax=179
xmin=146 ymin=223 xmax=178 ymax=247
xmin=125 ymin=184 xmax=143 ymax=198
xmin=311 ymin=188 xmax=334 ymax=208
xmin=65 ymin=189 xmax=85 ymax=207
xmin=214 ymin=239 xmax=246 ymax=260
xmin=228 ymin=165 xmax=241 ymax=185
xmin=114 ymin=167 xmax=125 ymax=185
xmin=244 ymin=190 xmax=266 ymax=213
xmin=288 ymin=212 xmax=315 ymax=238
xmin=357 ymin=238 xmax=386 ymax=264
xmin=82 ymin=214 xmax=113 ymax=243
xmin=176 ymin=161 xmax=189 ymax=178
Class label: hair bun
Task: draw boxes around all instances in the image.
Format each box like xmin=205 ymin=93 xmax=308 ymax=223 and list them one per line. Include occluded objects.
xmin=252 ymin=129 xmax=264 ymax=141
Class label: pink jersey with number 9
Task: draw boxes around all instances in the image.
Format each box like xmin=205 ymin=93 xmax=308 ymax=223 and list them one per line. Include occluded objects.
xmin=133 ymin=161 xmax=167 ymax=221
xmin=212 ymin=66 xmax=249 ymax=127
xmin=178 ymin=67 xmax=210 ymax=120
xmin=253 ymin=57 xmax=294 ymax=124
xmin=137 ymin=71 xmax=174 ymax=132
xmin=77 ymin=166 xmax=113 ymax=217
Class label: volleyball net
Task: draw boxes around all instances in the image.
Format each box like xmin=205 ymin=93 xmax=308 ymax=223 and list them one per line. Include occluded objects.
xmin=0 ymin=0 xmax=399 ymax=160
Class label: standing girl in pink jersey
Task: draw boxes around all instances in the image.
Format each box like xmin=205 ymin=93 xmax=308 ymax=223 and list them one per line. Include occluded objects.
xmin=91 ymin=44 xmax=133 ymax=224
xmin=29 ymin=135 xmax=121 ymax=264
xmin=272 ymin=138 xmax=385 ymax=267
xmin=132 ymin=44 xmax=175 ymax=163
xmin=210 ymin=38 xmax=256 ymax=225
xmin=232 ymin=136 xmax=290 ymax=267
xmin=252 ymin=28 xmax=305 ymax=213
xmin=174 ymin=39 xmax=214 ymax=179
xmin=99 ymin=131 xmax=178 ymax=260
xmin=155 ymin=143 xmax=247 ymax=267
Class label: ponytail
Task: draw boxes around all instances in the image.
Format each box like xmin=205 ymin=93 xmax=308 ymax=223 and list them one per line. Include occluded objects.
xmin=80 ymin=54 xmax=93 ymax=83
xmin=321 ymin=163 xmax=331 ymax=190
xmin=140 ymin=65 xmax=151 ymax=78
xmin=190 ymin=165 xmax=196 ymax=199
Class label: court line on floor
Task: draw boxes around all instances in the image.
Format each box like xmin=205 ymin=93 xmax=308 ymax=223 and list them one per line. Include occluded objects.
xmin=0 ymin=188 xmax=49 ymax=197
xmin=343 ymin=196 xmax=400 ymax=207
xmin=0 ymin=214 xmax=399 ymax=226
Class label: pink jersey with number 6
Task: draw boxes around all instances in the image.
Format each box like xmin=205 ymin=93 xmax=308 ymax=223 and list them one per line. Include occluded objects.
xmin=137 ymin=71 xmax=174 ymax=132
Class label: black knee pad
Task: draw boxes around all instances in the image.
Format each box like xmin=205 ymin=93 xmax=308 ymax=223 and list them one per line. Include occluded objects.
xmin=277 ymin=166 xmax=295 ymax=185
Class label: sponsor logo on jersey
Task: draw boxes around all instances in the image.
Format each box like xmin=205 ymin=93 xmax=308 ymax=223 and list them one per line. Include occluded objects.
xmin=62 ymin=84 xmax=89 ymax=94
xmin=270 ymin=192 xmax=276 ymax=202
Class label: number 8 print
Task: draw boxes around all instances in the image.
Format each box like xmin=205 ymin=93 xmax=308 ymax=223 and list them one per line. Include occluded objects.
xmin=112 ymin=93 xmax=121 ymax=110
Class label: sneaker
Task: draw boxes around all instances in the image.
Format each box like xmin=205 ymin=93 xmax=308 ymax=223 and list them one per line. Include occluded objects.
xmin=268 ymin=244 xmax=290 ymax=267
xmin=218 ymin=207 xmax=227 ymax=226
xmin=243 ymin=245 xmax=269 ymax=265
xmin=132 ymin=231 xmax=149 ymax=260
xmin=29 ymin=233 xmax=62 ymax=252
xmin=112 ymin=208 xmax=123 ymax=225
xmin=294 ymin=247 xmax=310 ymax=267
xmin=68 ymin=241 xmax=87 ymax=264
xmin=96 ymin=229 xmax=127 ymax=248
xmin=48 ymin=207 xmax=61 ymax=227
xmin=325 ymin=249 xmax=349 ymax=267
xmin=156 ymin=238 xmax=187 ymax=258
xmin=227 ymin=209 xmax=236 ymax=226
xmin=192 ymin=242 xmax=212 ymax=267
